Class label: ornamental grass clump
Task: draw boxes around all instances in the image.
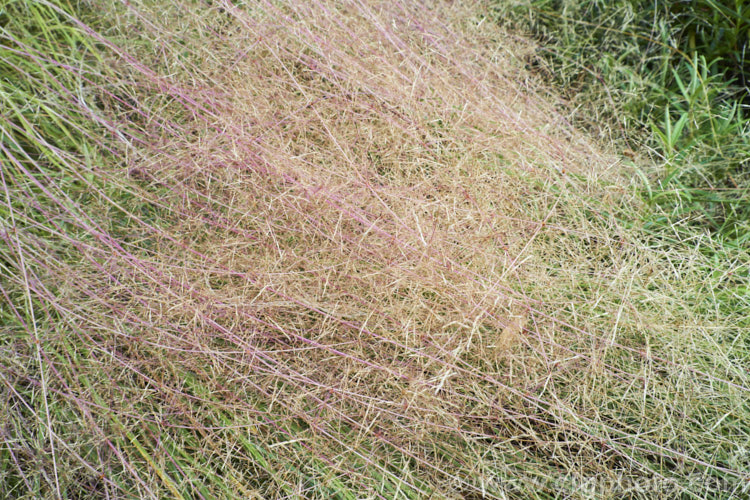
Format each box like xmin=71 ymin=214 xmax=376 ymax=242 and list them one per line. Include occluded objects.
xmin=1 ymin=1 xmax=748 ymax=498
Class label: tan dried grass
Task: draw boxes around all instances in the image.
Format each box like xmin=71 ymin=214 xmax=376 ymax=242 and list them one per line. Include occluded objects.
xmin=5 ymin=0 xmax=746 ymax=497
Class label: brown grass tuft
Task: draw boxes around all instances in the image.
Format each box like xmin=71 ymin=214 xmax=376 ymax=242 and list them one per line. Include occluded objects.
xmin=3 ymin=0 xmax=747 ymax=497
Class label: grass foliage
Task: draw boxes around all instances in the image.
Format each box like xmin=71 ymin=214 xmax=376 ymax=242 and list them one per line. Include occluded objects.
xmin=1 ymin=0 xmax=749 ymax=498
xmin=494 ymin=0 xmax=750 ymax=241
